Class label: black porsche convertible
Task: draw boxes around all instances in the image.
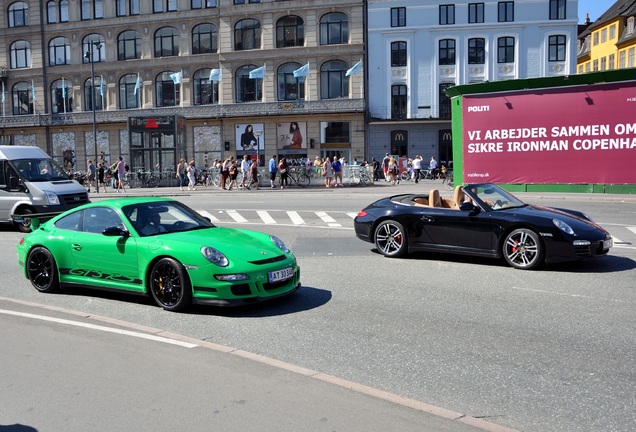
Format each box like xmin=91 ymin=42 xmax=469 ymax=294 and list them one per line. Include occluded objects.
xmin=354 ymin=183 xmax=613 ymax=270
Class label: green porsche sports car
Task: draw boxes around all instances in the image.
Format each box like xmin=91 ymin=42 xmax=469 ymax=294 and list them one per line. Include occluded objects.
xmin=15 ymin=197 xmax=300 ymax=311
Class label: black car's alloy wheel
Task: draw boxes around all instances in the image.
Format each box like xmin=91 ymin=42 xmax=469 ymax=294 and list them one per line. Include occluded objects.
xmin=149 ymin=258 xmax=192 ymax=311
xmin=27 ymin=247 xmax=60 ymax=293
xmin=503 ymin=228 xmax=544 ymax=270
xmin=375 ymin=220 xmax=408 ymax=258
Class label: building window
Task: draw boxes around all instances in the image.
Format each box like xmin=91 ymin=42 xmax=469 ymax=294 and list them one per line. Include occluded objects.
xmin=154 ymin=0 xmax=178 ymax=12
xmin=585 ymin=63 xmax=590 ymax=72
xmin=82 ymin=35 xmax=105 ymax=63
xmin=277 ymin=63 xmax=305 ymax=101
xmin=600 ymin=57 xmax=606 ymax=71
xmin=12 ymin=82 xmax=34 ymax=115
xmin=81 ymin=0 xmax=90 ymax=19
xmin=468 ymin=3 xmax=484 ymax=23
xmin=609 ymin=54 xmax=615 ymax=70
xmin=628 ymin=17 xmax=635 ymax=34
xmin=593 ymin=32 xmax=599 ymax=45
xmin=320 ymin=12 xmax=349 ymax=45
xmin=84 ymin=76 xmax=104 ymax=111
xmin=439 ymin=39 xmax=456 ymax=65
xmin=191 ymin=0 xmax=216 ymax=8
xmin=629 ymin=47 xmax=635 ymax=68
xmin=439 ymin=4 xmax=455 ymax=25
xmin=235 ymin=65 xmax=262 ymax=103
xmin=468 ymin=38 xmax=485 ymax=64
xmin=578 ymin=65 xmax=583 ymax=74
xmin=94 ymin=0 xmax=103 ymax=18
xmin=234 ymin=19 xmax=261 ymax=51
xmin=154 ymin=27 xmax=179 ymax=57
xmin=439 ymin=83 xmax=453 ymax=119
xmin=47 ymin=1 xmax=57 ymax=23
xmin=234 ymin=0 xmax=260 ymax=4
xmin=620 ymin=50 xmax=626 ymax=68
xmin=276 ymin=16 xmax=304 ymax=48
xmin=391 ymin=7 xmax=406 ymax=27
xmin=51 ymin=79 xmax=72 ymax=113
xmin=193 ymin=69 xmax=219 ymax=105
xmin=9 ymin=2 xmax=29 ymax=27
xmin=592 ymin=59 xmax=598 ymax=71
xmin=49 ymin=37 xmax=71 ymax=66
xmin=498 ymin=1 xmax=514 ymax=22
xmin=10 ymin=41 xmax=31 ymax=69
xmin=549 ymin=0 xmax=565 ymax=20
xmin=497 ymin=37 xmax=515 ymax=63
xmin=548 ymin=35 xmax=566 ymax=62
xmin=391 ymin=41 xmax=407 ymax=67
xmin=320 ymin=61 xmax=349 ymax=99
xmin=118 ymin=30 xmax=141 ymax=60
xmin=156 ymin=71 xmax=180 ymax=107
xmin=601 ymin=28 xmax=607 ymax=43
xmin=60 ymin=0 xmax=69 ymax=21
xmin=610 ymin=25 xmax=616 ymax=40
xmin=119 ymin=74 xmax=140 ymax=109
xmin=321 ymin=122 xmax=350 ymax=144
xmin=391 ymin=85 xmax=407 ymax=120
xmin=192 ymin=23 xmax=218 ymax=54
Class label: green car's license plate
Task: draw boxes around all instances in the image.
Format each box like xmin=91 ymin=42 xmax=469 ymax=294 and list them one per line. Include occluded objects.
xmin=268 ymin=267 xmax=293 ymax=283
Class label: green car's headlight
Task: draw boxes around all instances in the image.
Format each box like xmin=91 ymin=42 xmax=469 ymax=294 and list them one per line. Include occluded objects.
xmin=270 ymin=235 xmax=290 ymax=253
xmin=553 ymin=219 xmax=574 ymax=235
xmin=201 ymin=246 xmax=229 ymax=267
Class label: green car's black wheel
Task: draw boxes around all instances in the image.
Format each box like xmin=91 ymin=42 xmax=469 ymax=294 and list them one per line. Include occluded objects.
xmin=27 ymin=247 xmax=60 ymax=293
xmin=149 ymin=258 xmax=192 ymax=311
xmin=503 ymin=228 xmax=544 ymax=270
xmin=375 ymin=220 xmax=408 ymax=258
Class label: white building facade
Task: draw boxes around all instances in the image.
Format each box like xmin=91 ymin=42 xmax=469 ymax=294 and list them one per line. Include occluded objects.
xmin=366 ymin=0 xmax=578 ymax=166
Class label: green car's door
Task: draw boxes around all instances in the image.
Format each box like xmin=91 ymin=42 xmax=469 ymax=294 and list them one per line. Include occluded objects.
xmin=67 ymin=207 xmax=143 ymax=292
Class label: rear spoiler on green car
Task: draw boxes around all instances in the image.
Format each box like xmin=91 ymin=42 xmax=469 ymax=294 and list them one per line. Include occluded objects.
xmin=11 ymin=212 xmax=61 ymax=230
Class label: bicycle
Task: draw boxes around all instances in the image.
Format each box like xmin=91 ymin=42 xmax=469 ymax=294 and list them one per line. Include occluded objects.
xmin=346 ymin=167 xmax=372 ymax=186
xmin=442 ymin=170 xmax=454 ymax=191
xmin=286 ymin=166 xmax=311 ymax=187
xmin=205 ymin=169 xmax=222 ymax=187
xmin=129 ymin=170 xmax=160 ymax=188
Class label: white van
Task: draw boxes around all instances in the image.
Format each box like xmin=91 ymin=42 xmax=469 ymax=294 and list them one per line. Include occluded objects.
xmin=0 ymin=145 xmax=89 ymax=232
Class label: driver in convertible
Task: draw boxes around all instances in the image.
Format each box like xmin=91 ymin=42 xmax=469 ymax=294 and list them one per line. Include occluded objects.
xmin=138 ymin=207 xmax=166 ymax=235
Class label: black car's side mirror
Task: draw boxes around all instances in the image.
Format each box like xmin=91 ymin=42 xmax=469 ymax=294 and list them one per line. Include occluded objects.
xmin=102 ymin=226 xmax=130 ymax=237
xmin=460 ymin=201 xmax=480 ymax=213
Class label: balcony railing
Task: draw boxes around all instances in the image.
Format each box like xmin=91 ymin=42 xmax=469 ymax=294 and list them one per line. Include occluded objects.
xmin=0 ymin=98 xmax=365 ymax=129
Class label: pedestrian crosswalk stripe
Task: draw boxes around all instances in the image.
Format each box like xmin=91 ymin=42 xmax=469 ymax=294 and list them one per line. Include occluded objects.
xmin=316 ymin=211 xmax=341 ymax=227
xmin=257 ymin=210 xmax=277 ymax=224
xmin=287 ymin=211 xmax=305 ymax=225
xmin=226 ymin=210 xmax=248 ymax=223
xmin=197 ymin=210 xmax=219 ymax=222
xmin=628 ymin=227 xmax=636 ymax=235
xmin=346 ymin=212 xmax=358 ymax=219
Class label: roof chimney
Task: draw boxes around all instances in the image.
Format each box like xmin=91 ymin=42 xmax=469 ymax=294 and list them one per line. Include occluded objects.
xmin=586 ymin=13 xmax=590 ymax=24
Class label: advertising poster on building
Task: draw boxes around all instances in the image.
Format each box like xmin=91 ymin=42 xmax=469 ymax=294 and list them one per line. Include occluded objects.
xmin=462 ymin=81 xmax=636 ymax=184
xmin=276 ymin=122 xmax=307 ymax=149
xmin=235 ymin=123 xmax=264 ymax=152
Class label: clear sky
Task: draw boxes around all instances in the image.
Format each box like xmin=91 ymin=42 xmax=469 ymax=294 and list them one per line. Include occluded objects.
xmin=579 ymin=0 xmax=615 ymax=23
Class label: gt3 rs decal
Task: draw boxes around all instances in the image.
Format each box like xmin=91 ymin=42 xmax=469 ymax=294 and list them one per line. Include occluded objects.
xmin=60 ymin=268 xmax=142 ymax=285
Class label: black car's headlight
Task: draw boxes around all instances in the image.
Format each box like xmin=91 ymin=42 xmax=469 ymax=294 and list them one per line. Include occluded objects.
xmin=270 ymin=235 xmax=290 ymax=253
xmin=553 ymin=219 xmax=574 ymax=235
xmin=201 ymin=246 xmax=229 ymax=267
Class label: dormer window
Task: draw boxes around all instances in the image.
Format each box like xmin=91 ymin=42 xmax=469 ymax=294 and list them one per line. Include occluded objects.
xmin=628 ymin=17 xmax=634 ymax=34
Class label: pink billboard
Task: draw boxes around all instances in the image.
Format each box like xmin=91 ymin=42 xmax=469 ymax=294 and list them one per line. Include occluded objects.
xmin=462 ymin=81 xmax=636 ymax=184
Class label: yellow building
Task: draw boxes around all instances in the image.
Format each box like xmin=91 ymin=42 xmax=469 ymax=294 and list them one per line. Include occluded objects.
xmin=577 ymin=0 xmax=636 ymax=73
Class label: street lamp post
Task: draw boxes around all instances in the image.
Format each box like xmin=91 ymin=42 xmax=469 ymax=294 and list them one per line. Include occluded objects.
xmin=253 ymin=129 xmax=262 ymax=166
xmin=84 ymin=41 xmax=102 ymax=193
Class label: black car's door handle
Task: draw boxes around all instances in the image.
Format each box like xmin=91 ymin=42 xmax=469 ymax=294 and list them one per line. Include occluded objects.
xmin=422 ymin=216 xmax=435 ymax=222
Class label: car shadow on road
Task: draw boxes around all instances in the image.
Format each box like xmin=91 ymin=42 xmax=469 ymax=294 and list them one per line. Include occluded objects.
xmin=190 ymin=286 xmax=332 ymax=317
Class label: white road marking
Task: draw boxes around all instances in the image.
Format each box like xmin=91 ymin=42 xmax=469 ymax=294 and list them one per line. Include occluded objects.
xmin=226 ymin=210 xmax=248 ymax=223
xmin=0 ymin=309 xmax=198 ymax=348
xmin=257 ymin=210 xmax=277 ymax=224
xmin=316 ymin=211 xmax=341 ymax=227
xmin=628 ymin=227 xmax=636 ymax=235
xmin=197 ymin=210 xmax=219 ymax=222
xmin=347 ymin=212 xmax=358 ymax=219
xmin=287 ymin=211 xmax=305 ymax=225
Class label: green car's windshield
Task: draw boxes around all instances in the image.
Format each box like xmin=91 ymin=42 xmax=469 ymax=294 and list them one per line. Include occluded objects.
xmin=124 ymin=201 xmax=215 ymax=236
xmin=13 ymin=158 xmax=69 ymax=182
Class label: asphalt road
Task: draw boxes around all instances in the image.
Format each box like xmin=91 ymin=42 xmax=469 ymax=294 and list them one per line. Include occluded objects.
xmin=1 ymin=181 xmax=635 ymax=432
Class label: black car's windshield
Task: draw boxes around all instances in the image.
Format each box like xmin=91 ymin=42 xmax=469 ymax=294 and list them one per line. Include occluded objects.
xmin=466 ymin=184 xmax=526 ymax=211
xmin=13 ymin=158 xmax=69 ymax=182
xmin=124 ymin=201 xmax=215 ymax=236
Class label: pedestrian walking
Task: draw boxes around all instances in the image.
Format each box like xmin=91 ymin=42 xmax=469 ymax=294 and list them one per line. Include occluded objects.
xmin=97 ymin=162 xmax=107 ymax=193
xmin=177 ymin=158 xmax=187 ymax=191
xmin=278 ymin=157 xmax=289 ymax=188
xmin=323 ymin=157 xmax=333 ymax=187
xmin=86 ymin=159 xmax=96 ymax=193
xmin=248 ymin=159 xmax=260 ymax=190
xmin=268 ymin=155 xmax=278 ymax=188
xmin=116 ymin=156 xmax=127 ymax=193
xmin=187 ymin=160 xmax=197 ymax=190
